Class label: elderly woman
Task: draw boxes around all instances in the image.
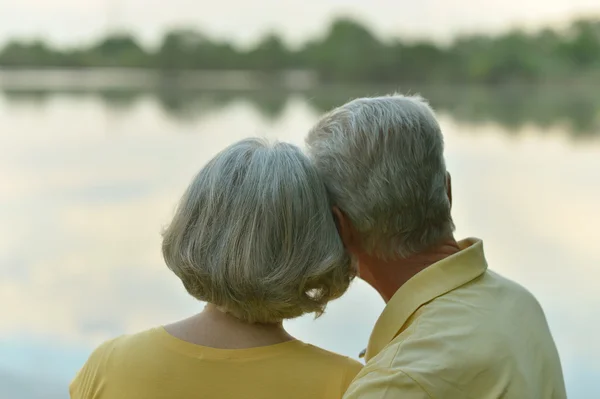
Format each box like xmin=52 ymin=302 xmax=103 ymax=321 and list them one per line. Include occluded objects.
xmin=70 ymin=138 xmax=362 ymax=399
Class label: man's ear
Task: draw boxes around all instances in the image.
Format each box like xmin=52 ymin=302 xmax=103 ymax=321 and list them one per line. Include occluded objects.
xmin=446 ymin=172 xmax=452 ymax=208
xmin=332 ymin=206 xmax=353 ymax=248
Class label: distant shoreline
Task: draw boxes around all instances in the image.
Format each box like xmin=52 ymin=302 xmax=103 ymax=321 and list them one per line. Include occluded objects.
xmin=1 ymin=68 xmax=598 ymax=92
xmin=0 ymin=68 xmax=318 ymax=91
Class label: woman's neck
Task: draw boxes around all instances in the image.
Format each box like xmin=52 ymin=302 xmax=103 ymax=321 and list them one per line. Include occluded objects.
xmin=164 ymin=304 xmax=295 ymax=349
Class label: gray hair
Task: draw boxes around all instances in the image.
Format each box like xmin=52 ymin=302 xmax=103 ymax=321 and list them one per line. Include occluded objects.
xmin=306 ymin=94 xmax=455 ymax=259
xmin=162 ymin=138 xmax=353 ymax=324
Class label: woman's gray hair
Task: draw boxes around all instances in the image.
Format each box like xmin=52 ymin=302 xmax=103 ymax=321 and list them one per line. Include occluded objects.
xmin=162 ymin=138 xmax=354 ymax=324
xmin=306 ymin=94 xmax=455 ymax=259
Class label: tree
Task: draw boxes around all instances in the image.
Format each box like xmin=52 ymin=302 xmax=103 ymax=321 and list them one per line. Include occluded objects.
xmin=156 ymin=29 xmax=206 ymax=70
xmin=83 ymin=33 xmax=148 ymax=67
xmin=245 ymin=34 xmax=291 ymax=70
xmin=302 ymin=18 xmax=386 ymax=82
xmin=564 ymin=20 xmax=600 ymax=67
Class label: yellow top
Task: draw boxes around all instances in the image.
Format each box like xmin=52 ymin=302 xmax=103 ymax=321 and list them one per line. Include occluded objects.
xmin=70 ymin=327 xmax=362 ymax=399
xmin=344 ymin=238 xmax=566 ymax=399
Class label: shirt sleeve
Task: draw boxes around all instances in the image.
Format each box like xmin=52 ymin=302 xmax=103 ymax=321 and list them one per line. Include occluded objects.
xmin=343 ymin=367 xmax=433 ymax=399
xmin=70 ymin=339 xmax=116 ymax=399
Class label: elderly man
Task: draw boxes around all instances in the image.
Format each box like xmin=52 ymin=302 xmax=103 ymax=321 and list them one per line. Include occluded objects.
xmin=306 ymin=95 xmax=566 ymax=399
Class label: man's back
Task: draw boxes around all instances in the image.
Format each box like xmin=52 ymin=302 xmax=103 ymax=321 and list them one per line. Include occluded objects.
xmin=344 ymin=239 xmax=566 ymax=399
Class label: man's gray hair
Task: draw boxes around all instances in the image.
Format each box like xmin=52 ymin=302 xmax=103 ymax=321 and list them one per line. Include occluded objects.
xmin=162 ymin=138 xmax=353 ymax=324
xmin=306 ymin=94 xmax=455 ymax=259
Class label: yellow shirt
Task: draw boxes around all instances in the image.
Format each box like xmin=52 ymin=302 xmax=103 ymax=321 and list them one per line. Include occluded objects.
xmin=71 ymin=327 xmax=362 ymax=399
xmin=344 ymin=238 xmax=566 ymax=399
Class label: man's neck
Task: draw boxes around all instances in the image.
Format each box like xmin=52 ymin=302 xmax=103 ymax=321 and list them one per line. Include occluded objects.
xmin=359 ymin=239 xmax=461 ymax=302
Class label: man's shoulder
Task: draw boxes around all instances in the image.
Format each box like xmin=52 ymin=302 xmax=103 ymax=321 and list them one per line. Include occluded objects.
xmin=430 ymin=268 xmax=546 ymax=324
xmin=366 ymin=269 xmax=544 ymax=367
xmin=354 ymin=269 xmax=562 ymax=397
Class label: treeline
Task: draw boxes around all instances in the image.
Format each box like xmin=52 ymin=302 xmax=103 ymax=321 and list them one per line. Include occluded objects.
xmin=1 ymin=18 xmax=600 ymax=84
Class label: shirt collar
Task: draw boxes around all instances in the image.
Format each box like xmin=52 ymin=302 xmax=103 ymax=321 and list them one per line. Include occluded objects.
xmin=365 ymin=238 xmax=488 ymax=361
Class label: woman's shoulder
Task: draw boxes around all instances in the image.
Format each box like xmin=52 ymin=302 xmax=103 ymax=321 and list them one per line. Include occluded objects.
xmin=70 ymin=328 xmax=164 ymax=398
xmin=104 ymin=327 xmax=162 ymax=350
xmin=288 ymin=342 xmax=363 ymax=394
xmin=292 ymin=341 xmax=363 ymax=374
xmin=84 ymin=328 xmax=161 ymax=361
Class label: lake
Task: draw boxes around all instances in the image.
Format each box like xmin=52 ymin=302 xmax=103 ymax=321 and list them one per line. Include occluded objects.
xmin=0 ymin=87 xmax=598 ymax=398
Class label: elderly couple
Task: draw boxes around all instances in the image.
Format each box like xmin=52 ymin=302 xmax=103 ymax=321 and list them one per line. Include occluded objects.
xmin=71 ymin=95 xmax=566 ymax=399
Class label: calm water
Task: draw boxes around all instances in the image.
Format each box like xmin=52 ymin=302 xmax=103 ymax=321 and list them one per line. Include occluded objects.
xmin=0 ymin=88 xmax=599 ymax=398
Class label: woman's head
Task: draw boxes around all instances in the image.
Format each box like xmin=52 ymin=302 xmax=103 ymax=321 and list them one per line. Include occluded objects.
xmin=162 ymin=138 xmax=354 ymax=324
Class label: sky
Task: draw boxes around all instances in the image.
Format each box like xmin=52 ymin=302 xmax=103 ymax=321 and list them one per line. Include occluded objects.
xmin=1 ymin=0 xmax=599 ymax=48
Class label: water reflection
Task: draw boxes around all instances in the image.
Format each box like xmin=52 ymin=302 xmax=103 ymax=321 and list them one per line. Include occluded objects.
xmin=2 ymin=87 xmax=599 ymax=137
xmin=0 ymin=92 xmax=598 ymax=398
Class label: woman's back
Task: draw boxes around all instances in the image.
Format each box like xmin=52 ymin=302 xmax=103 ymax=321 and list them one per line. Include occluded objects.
xmin=70 ymin=328 xmax=362 ymax=399
xmin=71 ymin=139 xmax=360 ymax=398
